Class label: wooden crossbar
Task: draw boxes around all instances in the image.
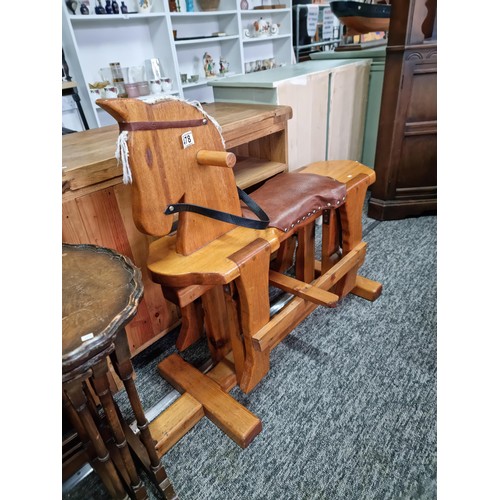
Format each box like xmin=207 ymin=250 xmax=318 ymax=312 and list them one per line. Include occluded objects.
xmin=269 ymin=270 xmax=339 ymax=307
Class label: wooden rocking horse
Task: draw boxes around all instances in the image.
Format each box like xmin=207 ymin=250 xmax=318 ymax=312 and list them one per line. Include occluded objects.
xmin=97 ymin=97 xmax=382 ymax=451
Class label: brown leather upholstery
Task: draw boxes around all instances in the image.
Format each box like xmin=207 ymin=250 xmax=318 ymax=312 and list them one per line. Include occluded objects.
xmin=241 ymin=172 xmax=346 ymax=233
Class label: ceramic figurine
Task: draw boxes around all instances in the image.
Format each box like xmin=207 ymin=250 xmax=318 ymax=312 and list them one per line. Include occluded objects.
xmin=138 ymin=0 xmax=154 ymax=13
xmin=120 ymin=0 xmax=128 ymax=12
xmin=105 ymin=0 xmax=113 ymax=13
xmin=253 ymin=17 xmax=269 ymax=37
xmin=240 ymin=0 xmax=248 ymax=9
xmin=112 ymin=0 xmax=120 ymax=13
xmin=80 ymin=2 xmax=90 ymax=14
xmin=219 ymin=57 xmax=229 ymax=75
xmin=149 ymin=79 xmax=162 ymax=94
xmin=203 ymin=52 xmax=216 ymax=78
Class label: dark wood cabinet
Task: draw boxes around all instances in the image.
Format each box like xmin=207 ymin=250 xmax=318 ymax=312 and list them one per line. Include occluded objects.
xmin=368 ymin=0 xmax=437 ymax=220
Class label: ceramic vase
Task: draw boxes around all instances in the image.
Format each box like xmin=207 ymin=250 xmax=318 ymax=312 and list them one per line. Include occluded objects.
xmin=95 ymin=0 xmax=106 ymax=13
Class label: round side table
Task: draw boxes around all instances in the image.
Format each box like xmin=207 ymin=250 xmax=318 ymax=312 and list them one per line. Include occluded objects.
xmin=62 ymin=243 xmax=177 ymax=499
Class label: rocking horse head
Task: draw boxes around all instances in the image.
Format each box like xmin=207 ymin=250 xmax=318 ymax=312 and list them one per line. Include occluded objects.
xmin=97 ymin=97 xmax=242 ymax=255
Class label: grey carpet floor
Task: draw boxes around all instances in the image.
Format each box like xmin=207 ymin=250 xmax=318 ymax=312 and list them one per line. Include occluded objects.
xmin=63 ymin=199 xmax=437 ymax=500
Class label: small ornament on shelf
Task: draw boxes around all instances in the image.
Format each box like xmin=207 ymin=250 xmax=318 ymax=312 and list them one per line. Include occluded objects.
xmin=240 ymin=0 xmax=248 ymax=9
xmin=150 ymin=79 xmax=162 ymax=94
xmin=95 ymin=0 xmax=106 ymax=14
xmin=66 ymin=0 xmax=78 ymax=15
xmin=219 ymin=57 xmax=229 ymax=76
xmin=138 ymin=0 xmax=154 ymax=13
xmin=203 ymin=53 xmax=216 ymax=78
xmin=161 ymin=77 xmax=173 ymax=92
xmin=112 ymin=0 xmax=120 ymax=13
xmin=80 ymin=1 xmax=90 ymax=14
xmin=105 ymin=0 xmax=113 ymax=13
xmin=120 ymin=1 xmax=128 ymax=12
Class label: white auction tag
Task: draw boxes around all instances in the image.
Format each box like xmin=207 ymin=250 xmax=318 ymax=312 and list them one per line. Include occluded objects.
xmin=81 ymin=332 xmax=94 ymax=342
xmin=182 ymin=131 xmax=195 ymax=149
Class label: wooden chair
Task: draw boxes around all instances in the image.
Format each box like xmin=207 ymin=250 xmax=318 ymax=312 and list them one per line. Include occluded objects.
xmin=97 ymin=97 xmax=382 ymax=450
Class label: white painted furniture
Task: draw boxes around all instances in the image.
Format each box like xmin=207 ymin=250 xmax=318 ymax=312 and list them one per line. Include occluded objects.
xmin=62 ymin=0 xmax=294 ymax=128
xmin=209 ymin=59 xmax=370 ymax=170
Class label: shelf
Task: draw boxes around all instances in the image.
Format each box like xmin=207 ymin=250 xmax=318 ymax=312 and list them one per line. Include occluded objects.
xmin=233 ymin=156 xmax=287 ymax=190
xmin=243 ymin=34 xmax=290 ymax=43
xmin=68 ymin=12 xmax=167 ymax=21
xmin=240 ymin=8 xmax=289 ymax=14
xmin=170 ymin=10 xmax=238 ymax=16
xmin=175 ymin=34 xmax=239 ymax=45
xmin=182 ymin=73 xmax=243 ymax=88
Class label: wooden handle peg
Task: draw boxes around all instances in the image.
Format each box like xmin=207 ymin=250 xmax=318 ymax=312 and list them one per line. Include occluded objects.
xmin=196 ymin=150 xmax=236 ymax=169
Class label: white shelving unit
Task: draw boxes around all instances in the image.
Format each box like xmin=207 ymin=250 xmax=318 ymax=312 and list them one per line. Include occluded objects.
xmin=62 ymin=0 xmax=293 ymax=128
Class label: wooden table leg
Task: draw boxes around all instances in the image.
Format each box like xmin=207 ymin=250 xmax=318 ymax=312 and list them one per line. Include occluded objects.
xmin=91 ymin=359 xmax=148 ymax=500
xmin=111 ymin=329 xmax=177 ymax=500
xmin=63 ymin=373 xmax=129 ymax=500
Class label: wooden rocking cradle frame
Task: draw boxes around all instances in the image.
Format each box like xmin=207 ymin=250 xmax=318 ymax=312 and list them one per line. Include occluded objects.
xmin=97 ymin=97 xmax=382 ymax=454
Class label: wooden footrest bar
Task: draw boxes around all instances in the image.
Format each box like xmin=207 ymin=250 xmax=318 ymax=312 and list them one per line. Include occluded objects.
xmin=269 ymin=270 xmax=339 ymax=307
xmin=252 ymin=242 xmax=368 ymax=352
xmin=157 ymin=354 xmax=262 ymax=449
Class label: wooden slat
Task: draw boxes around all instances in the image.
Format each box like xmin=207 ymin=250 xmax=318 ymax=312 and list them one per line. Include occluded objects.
xmin=149 ymin=394 xmax=204 ymax=457
xmin=233 ymin=157 xmax=287 ymax=190
xmin=158 ymin=354 xmax=262 ymax=448
xmin=269 ymin=271 xmax=339 ymax=307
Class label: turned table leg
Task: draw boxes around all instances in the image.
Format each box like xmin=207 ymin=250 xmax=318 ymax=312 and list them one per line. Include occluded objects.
xmin=91 ymin=359 xmax=148 ymax=500
xmin=63 ymin=372 xmax=129 ymax=500
xmin=111 ymin=329 xmax=178 ymax=500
